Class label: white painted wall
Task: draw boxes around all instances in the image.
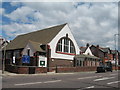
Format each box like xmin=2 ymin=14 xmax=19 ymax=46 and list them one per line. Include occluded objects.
xmin=83 ymin=47 xmax=94 ymax=56
xmin=22 ymin=42 xmax=35 ymax=56
xmin=49 ymin=24 xmax=80 ymax=60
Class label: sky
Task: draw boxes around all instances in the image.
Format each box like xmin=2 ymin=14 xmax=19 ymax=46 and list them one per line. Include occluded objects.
xmin=1 ymin=1 xmax=119 ymax=50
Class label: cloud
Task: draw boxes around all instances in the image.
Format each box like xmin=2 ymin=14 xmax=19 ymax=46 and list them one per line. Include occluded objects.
xmin=2 ymin=2 xmax=118 ymax=49
xmin=2 ymin=23 xmax=39 ymax=37
xmin=5 ymin=6 xmax=35 ymax=23
xmin=0 ymin=8 xmax=5 ymax=15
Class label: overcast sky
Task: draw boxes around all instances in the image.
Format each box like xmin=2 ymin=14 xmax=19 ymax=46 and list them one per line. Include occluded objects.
xmin=1 ymin=1 xmax=118 ymax=49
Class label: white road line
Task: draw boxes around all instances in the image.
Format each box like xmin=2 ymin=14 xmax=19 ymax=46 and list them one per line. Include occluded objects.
xmin=15 ymin=80 xmax=62 ymax=86
xmin=78 ymin=76 xmax=102 ymax=80
xmin=15 ymin=82 xmax=42 ymax=86
xmin=110 ymin=74 xmax=118 ymax=76
xmin=43 ymin=80 xmax=61 ymax=83
xmin=107 ymin=81 xmax=120 ymax=85
xmin=86 ymin=86 xmax=94 ymax=89
xmin=94 ymin=77 xmax=115 ymax=82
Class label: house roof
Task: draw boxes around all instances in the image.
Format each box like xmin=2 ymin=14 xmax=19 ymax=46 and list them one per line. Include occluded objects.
xmin=28 ymin=40 xmax=45 ymax=52
xmin=111 ymin=50 xmax=119 ymax=54
xmin=80 ymin=47 xmax=87 ymax=53
xmin=6 ymin=23 xmax=67 ymax=50
xmin=75 ymin=54 xmax=100 ymax=59
xmin=100 ymin=48 xmax=110 ymax=53
xmin=90 ymin=45 xmax=104 ymax=53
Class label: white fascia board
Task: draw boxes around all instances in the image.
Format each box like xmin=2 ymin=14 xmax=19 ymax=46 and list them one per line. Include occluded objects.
xmin=49 ymin=24 xmax=80 ymax=60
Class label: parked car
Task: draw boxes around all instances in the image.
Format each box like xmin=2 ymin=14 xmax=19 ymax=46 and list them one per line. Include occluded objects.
xmin=96 ymin=62 xmax=112 ymax=73
xmin=96 ymin=65 xmax=106 ymax=73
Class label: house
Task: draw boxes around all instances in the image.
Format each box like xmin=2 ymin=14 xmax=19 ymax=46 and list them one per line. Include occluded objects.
xmin=80 ymin=43 xmax=94 ymax=56
xmin=90 ymin=45 xmax=105 ymax=63
xmin=100 ymin=47 xmax=111 ymax=63
xmin=110 ymin=50 xmax=119 ymax=65
xmin=5 ymin=23 xmax=80 ymax=73
xmin=0 ymin=38 xmax=9 ymax=50
xmin=90 ymin=45 xmax=120 ymax=67
xmin=74 ymin=43 xmax=100 ymax=67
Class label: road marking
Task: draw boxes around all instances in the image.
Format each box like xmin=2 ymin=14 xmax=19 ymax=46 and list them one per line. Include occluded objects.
xmin=110 ymin=74 xmax=118 ymax=76
xmin=86 ymin=86 xmax=94 ymax=89
xmin=43 ymin=80 xmax=61 ymax=83
xmin=94 ymin=77 xmax=115 ymax=82
xmin=15 ymin=80 xmax=62 ymax=86
xmin=78 ymin=76 xmax=102 ymax=80
xmin=15 ymin=82 xmax=42 ymax=86
xmin=107 ymin=81 xmax=120 ymax=85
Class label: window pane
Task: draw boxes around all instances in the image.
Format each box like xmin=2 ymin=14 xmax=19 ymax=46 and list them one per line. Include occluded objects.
xmin=64 ymin=45 xmax=69 ymax=53
xmin=70 ymin=42 xmax=75 ymax=53
xmin=57 ymin=39 xmax=62 ymax=52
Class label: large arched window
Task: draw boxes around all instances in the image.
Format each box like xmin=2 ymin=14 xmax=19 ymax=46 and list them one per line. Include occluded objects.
xmin=56 ymin=37 xmax=75 ymax=55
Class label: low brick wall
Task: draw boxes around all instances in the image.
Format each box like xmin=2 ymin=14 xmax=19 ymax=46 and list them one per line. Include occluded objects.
xmin=17 ymin=67 xmax=29 ymax=74
xmin=56 ymin=66 xmax=97 ymax=73
xmin=5 ymin=65 xmax=120 ymax=74
xmin=112 ymin=66 xmax=119 ymax=70
xmin=35 ymin=67 xmax=47 ymax=73
xmin=5 ymin=65 xmax=18 ymax=73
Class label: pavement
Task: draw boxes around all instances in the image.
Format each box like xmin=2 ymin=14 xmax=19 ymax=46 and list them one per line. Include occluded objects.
xmin=0 ymin=70 xmax=97 ymax=76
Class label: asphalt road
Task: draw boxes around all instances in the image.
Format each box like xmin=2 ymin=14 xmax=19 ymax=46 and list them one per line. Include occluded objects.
xmin=2 ymin=71 xmax=120 ymax=89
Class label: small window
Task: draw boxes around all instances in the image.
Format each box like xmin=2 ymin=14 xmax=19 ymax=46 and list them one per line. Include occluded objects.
xmin=27 ymin=49 xmax=30 ymax=56
xmin=70 ymin=42 xmax=75 ymax=53
xmin=56 ymin=39 xmax=62 ymax=52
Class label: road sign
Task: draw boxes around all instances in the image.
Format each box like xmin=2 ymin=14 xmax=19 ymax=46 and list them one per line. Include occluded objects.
xmin=22 ymin=55 xmax=30 ymax=63
xmin=38 ymin=56 xmax=47 ymax=67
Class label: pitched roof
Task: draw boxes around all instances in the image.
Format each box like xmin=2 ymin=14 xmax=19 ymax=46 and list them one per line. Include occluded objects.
xmin=80 ymin=47 xmax=87 ymax=53
xmin=90 ymin=45 xmax=104 ymax=53
xmin=75 ymin=54 xmax=100 ymax=59
xmin=6 ymin=23 xmax=67 ymax=50
xmin=29 ymin=40 xmax=45 ymax=52
xmin=100 ymin=48 xmax=110 ymax=53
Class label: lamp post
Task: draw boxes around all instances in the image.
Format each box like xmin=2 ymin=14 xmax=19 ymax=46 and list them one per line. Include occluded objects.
xmin=0 ymin=36 xmax=9 ymax=74
xmin=114 ymin=34 xmax=119 ymax=71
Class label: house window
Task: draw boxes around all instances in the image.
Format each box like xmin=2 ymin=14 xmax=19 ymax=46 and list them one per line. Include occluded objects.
xmin=70 ymin=42 xmax=75 ymax=53
xmin=27 ymin=49 xmax=30 ymax=56
xmin=64 ymin=38 xmax=69 ymax=53
xmin=56 ymin=37 xmax=75 ymax=54
xmin=56 ymin=39 xmax=62 ymax=52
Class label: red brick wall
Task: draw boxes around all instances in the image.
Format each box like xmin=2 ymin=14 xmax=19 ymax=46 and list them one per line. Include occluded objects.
xmin=17 ymin=67 xmax=29 ymax=74
xmin=56 ymin=66 xmax=97 ymax=73
xmin=49 ymin=58 xmax=73 ymax=67
xmin=35 ymin=67 xmax=47 ymax=73
xmin=112 ymin=66 xmax=118 ymax=70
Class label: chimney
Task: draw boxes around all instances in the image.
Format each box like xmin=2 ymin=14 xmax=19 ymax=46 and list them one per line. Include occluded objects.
xmin=86 ymin=43 xmax=89 ymax=47
xmin=97 ymin=45 xmax=99 ymax=48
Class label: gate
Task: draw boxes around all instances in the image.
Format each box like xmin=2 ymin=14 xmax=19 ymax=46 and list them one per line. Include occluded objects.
xmin=29 ymin=67 xmax=35 ymax=74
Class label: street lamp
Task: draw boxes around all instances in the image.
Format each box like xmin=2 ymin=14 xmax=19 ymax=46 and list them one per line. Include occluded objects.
xmin=0 ymin=36 xmax=10 ymax=74
xmin=114 ymin=34 xmax=119 ymax=71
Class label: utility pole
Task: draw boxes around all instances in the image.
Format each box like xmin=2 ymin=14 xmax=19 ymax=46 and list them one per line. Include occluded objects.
xmin=0 ymin=36 xmax=10 ymax=74
xmin=114 ymin=34 xmax=119 ymax=71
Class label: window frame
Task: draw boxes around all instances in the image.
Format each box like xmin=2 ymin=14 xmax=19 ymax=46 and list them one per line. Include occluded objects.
xmin=56 ymin=37 xmax=76 ymax=55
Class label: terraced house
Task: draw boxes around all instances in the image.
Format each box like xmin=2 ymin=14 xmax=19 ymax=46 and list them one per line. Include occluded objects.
xmin=4 ymin=23 xmax=80 ymax=74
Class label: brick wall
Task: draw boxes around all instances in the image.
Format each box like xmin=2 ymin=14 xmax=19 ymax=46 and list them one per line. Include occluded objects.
xmin=17 ymin=67 xmax=29 ymax=74
xmin=5 ymin=65 xmax=120 ymax=74
xmin=49 ymin=58 xmax=73 ymax=67
xmin=56 ymin=66 xmax=97 ymax=73
xmin=35 ymin=67 xmax=47 ymax=73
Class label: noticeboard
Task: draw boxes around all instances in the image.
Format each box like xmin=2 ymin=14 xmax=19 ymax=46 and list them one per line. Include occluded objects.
xmin=38 ymin=56 xmax=47 ymax=67
xmin=22 ymin=55 xmax=30 ymax=63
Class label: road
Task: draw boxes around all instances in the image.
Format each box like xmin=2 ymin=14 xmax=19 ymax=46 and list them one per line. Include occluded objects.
xmin=2 ymin=71 xmax=120 ymax=89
